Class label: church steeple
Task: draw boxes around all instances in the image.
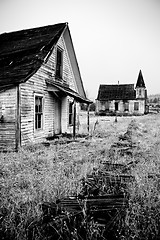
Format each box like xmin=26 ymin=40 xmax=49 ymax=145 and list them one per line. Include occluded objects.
xmin=136 ymin=70 xmax=146 ymax=88
xmin=135 ymin=70 xmax=146 ymax=99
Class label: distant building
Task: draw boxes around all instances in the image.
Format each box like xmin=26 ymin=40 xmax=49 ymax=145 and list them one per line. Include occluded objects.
xmin=95 ymin=70 xmax=148 ymax=116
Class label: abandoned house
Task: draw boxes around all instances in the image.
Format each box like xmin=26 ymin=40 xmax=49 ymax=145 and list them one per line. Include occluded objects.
xmin=0 ymin=22 xmax=91 ymax=151
xmin=95 ymin=70 xmax=148 ymax=116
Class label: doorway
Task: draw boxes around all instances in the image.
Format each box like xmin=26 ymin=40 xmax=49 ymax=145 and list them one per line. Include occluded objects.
xmin=115 ymin=102 xmax=119 ymax=111
xmin=54 ymin=98 xmax=61 ymax=134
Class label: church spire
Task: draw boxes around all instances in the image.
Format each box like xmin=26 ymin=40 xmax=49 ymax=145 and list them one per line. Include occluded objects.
xmin=136 ymin=70 xmax=146 ymax=88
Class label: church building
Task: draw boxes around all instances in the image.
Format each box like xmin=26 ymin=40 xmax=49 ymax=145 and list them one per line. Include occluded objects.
xmin=95 ymin=70 xmax=148 ymax=116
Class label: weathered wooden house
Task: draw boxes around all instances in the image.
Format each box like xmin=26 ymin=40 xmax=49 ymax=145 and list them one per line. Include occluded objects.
xmin=95 ymin=70 xmax=148 ymax=116
xmin=0 ymin=22 xmax=91 ymax=151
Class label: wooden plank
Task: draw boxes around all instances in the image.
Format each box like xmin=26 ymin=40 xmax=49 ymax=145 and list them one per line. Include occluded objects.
xmin=102 ymin=161 xmax=126 ymax=171
xmin=0 ymin=87 xmax=17 ymax=151
xmin=57 ymin=197 xmax=83 ymax=213
xmin=57 ymin=194 xmax=127 ymax=215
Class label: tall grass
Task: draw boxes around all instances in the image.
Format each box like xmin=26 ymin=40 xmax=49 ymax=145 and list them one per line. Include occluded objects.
xmin=118 ymin=114 xmax=160 ymax=240
xmin=1 ymin=113 xmax=160 ymax=239
xmin=124 ymin=161 xmax=160 ymax=240
xmin=0 ymin=137 xmax=105 ymax=239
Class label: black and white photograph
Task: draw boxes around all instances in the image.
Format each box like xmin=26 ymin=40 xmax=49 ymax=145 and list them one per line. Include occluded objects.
xmin=0 ymin=0 xmax=160 ymax=239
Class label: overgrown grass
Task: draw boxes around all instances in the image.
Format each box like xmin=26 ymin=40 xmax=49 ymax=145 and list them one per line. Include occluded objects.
xmin=80 ymin=113 xmax=160 ymax=239
xmin=0 ymin=136 xmax=105 ymax=239
xmin=117 ymin=114 xmax=160 ymax=240
xmin=1 ymin=113 xmax=160 ymax=239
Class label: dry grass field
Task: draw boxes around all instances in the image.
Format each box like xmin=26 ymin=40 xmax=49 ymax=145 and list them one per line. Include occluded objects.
xmin=1 ymin=112 xmax=160 ymax=239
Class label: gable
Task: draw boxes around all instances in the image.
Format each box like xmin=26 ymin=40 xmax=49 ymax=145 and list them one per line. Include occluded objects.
xmin=63 ymin=28 xmax=87 ymax=99
xmin=54 ymin=35 xmax=78 ymax=93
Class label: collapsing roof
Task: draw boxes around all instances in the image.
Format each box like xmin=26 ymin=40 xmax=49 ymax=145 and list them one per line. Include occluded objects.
xmin=0 ymin=23 xmax=66 ymax=89
xmin=96 ymin=84 xmax=136 ymax=101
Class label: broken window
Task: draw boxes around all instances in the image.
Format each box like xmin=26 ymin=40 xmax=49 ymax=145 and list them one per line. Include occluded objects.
xmin=56 ymin=47 xmax=63 ymax=79
xmin=35 ymin=96 xmax=43 ymax=130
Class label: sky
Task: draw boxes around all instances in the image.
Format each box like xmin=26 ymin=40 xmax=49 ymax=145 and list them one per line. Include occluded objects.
xmin=0 ymin=0 xmax=160 ymax=100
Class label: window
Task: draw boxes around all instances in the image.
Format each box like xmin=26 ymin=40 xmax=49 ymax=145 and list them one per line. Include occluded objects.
xmin=69 ymin=101 xmax=73 ymax=125
xmin=35 ymin=96 xmax=43 ymax=130
xmin=139 ymin=89 xmax=142 ymax=96
xmin=105 ymin=102 xmax=109 ymax=111
xmin=101 ymin=101 xmax=105 ymax=111
xmin=124 ymin=102 xmax=129 ymax=111
xmin=134 ymin=102 xmax=139 ymax=111
xmin=56 ymin=47 xmax=63 ymax=79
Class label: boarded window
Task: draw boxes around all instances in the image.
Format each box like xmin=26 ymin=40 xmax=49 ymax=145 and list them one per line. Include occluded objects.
xmin=56 ymin=48 xmax=63 ymax=79
xmin=134 ymin=102 xmax=139 ymax=111
xmin=69 ymin=102 xmax=73 ymax=125
xmin=35 ymin=96 xmax=43 ymax=130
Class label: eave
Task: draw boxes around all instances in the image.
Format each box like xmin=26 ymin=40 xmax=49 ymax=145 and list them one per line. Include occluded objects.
xmin=46 ymin=79 xmax=92 ymax=104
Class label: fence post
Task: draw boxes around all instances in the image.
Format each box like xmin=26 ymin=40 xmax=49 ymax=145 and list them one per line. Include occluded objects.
xmin=87 ymin=104 xmax=90 ymax=133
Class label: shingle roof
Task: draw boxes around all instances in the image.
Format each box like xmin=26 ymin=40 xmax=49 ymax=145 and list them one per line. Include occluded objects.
xmin=136 ymin=70 xmax=146 ymax=88
xmin=96 ymin=84 xmax=136 ymax=101
xmin=0 ymin=23 xmax=67 ymax=89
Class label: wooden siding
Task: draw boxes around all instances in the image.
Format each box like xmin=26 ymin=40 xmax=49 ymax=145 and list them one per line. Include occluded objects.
xmin=46 ymin=36 xmax=78 ymax=92
xmin=0 ymin=87 xmax=17 ymax=150
xmin=63 ymin=28 xmax=86 ymax=99
xmin=57 ymin=37 xmax=80 ymax=133
xmin=20 ymin=34 xmax=80 ymax=145
xmin=60 ymin=37 xmax=78 ymax=92
xmin=96 ymin=99 xmax=146 ymax=115
xmin=20 ymin=73 xmax=55 ymax=145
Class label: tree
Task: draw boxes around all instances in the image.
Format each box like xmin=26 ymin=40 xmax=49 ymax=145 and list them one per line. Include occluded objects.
xmin=153 ymin=98 xmax=158 ymax=103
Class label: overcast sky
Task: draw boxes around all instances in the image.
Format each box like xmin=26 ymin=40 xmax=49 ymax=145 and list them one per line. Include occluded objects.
xmin=0 ymin=0 xmax=160 ymax=100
